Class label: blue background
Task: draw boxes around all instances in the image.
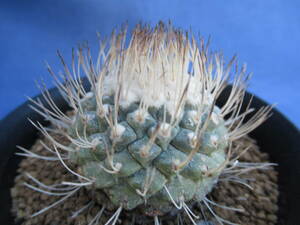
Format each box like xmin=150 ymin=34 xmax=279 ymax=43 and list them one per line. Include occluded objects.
xmin=1 ymin=0 xmax=299 ymax=128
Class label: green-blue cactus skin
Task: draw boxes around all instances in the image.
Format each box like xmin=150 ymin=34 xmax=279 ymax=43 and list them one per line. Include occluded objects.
xmin=68 ymin=93 xmax=227 ymax=215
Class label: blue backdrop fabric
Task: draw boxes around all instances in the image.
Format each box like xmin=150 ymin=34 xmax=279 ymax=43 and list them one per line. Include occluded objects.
xmin=0 ymin=0 xmax=299 ymax=128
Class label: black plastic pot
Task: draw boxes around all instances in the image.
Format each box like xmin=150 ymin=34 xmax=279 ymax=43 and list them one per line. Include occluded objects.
xmin=0 ymin=86 xmax=299 ymax=225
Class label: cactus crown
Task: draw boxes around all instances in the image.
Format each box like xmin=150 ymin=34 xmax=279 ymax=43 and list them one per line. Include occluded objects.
xmin=24 ymin=23 xmax=272 ymax=224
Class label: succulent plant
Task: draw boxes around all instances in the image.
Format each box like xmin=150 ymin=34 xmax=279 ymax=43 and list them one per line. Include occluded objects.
xmin=20 ymin=23 xmax=273 ymax=224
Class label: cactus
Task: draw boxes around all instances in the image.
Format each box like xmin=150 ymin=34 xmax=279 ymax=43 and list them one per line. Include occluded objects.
xmin=21 ymin=23 xmax=273 ymax=224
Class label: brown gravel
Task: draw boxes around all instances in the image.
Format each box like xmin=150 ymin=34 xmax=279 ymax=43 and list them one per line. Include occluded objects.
xmin=11 ymin=133 xmax=284 ymax=225
xmin=206 ymin=137 xmax=281 ymax=225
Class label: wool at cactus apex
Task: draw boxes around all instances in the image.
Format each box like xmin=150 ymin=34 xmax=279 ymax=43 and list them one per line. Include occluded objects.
xmin=0 ymin=0 xmax=299 ymax=128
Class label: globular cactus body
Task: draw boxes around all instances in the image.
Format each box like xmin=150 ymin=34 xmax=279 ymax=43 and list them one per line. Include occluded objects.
xmin=25 ymin=23 xmax=272 ymax=224
xmin=68 ymin=92 xmax=227 ymax=214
